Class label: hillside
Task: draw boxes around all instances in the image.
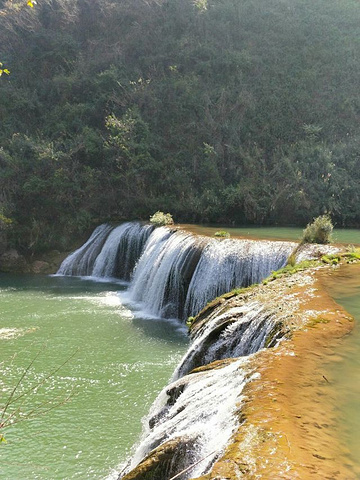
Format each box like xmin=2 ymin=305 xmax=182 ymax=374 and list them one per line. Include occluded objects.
xmin=0 ymin=0 xmax=360 ymax=252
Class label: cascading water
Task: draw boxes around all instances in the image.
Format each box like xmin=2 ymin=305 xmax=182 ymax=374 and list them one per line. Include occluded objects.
xmin=57 ymin=222 xmax=154 ymax=281
xmin=128 ymin=228 xmax=206 ymax=319
xmin=118 ymin=357 xmax=256 ymax=480
xmin=173 ymin=302 xmax=278 ymax=379
xmin=57 ymin=223 xmax=113 ymax=276
xmin=57 ymin=221 xmax=297 ymax=320
xmin=183 ymin=239 xmax=293 ymax=318
xmin=92 ymin=222 xmax=154 ymax=280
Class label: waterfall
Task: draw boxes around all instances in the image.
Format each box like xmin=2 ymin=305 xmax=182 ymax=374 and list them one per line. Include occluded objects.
xmin=58 ymin=221 xmax=301 ymax=480
xmin=57 ymin=224 xmax=113 ymax=276
xmin=116 ymin=294 xmax=287 ymax=480
xmin=92 ymin=222 xmax=154 ymax=280
xmin=57 ymin=221 xmax=297 ymax=320
xmin=128 ymin=232 xmax=295 ymax=319
xmin=183 ymin=239 xmax=293 ymax=318
xmin=119 ymin=357 xmax=256 ymax=480
xmin=128 ymin=229 xmax=206 ymax=319
xmin=57 ymin=222 xmax=154 ymax=280
xmin=173 ymin=302 xmax=278 ymax=379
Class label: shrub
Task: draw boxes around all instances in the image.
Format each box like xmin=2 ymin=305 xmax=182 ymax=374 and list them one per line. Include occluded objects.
xmin=214 ymin=230 xmax=230 ymax=238
xmin=301 ymin=215 xmax=333 ymax=244
xmin=149 ymin=211 xmax=174 ymax=227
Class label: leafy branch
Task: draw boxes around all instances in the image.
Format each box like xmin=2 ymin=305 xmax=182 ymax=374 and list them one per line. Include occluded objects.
xmin=0 ymin=347 xmax=78 ymax=444
xmin=0 ymin=62 xmax=10 ymax=76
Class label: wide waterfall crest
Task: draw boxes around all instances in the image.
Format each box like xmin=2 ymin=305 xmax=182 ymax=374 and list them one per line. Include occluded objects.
xmin=57 ymin=221 xmax=297 ymax=319
xmin=57 ymin=222 xmax=302 ymax=480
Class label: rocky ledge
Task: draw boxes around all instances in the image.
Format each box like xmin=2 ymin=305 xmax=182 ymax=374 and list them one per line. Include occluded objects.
xmin=0 ymin=248 xmax=69 ymax=274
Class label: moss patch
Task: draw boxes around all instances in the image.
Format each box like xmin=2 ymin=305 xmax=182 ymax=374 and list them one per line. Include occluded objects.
xmin=307 ymin=316 xmax=331 ymax=328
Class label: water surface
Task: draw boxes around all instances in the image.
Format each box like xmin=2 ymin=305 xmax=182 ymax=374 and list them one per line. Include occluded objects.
xmin=180 ymin=224 xmax=360 ymax=245
xmin=320 ymin=264 xmax=360 ymax=475
xmin=0 ymin=274 xmax=188 ymax=480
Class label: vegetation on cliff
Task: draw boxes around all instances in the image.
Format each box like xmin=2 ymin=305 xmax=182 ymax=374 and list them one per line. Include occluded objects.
xmin=1 ymin=0 xmax=360 ymax=253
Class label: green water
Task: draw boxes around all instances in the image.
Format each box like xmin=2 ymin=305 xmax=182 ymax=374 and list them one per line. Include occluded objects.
xmin=180 ymin=224 xmax=360 ymax=245
xmin=0 ymin=274 xmax=188 ymax=480
xmin=321 ymin=265 xmax=360 ymax=475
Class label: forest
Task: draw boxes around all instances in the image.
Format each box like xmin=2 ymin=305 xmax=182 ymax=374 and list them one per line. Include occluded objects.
xmin=0 ymin=0 xmax=360 ymax=253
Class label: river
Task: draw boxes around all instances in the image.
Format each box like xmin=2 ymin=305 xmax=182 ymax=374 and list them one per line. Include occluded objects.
xmin=180 ymin=224 xmax=360 ymax=244
xmin=0 ymin=274 xmax=188 ymax=480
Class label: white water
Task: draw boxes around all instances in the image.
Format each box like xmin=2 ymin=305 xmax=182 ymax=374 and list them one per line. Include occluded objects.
xmin=91 ymin=222 xmax=153 ymax=279
xmin=57 ymin=224 xmax=113 ymax=276
xmin=174 ymin=302 xmax=277 ymax=379
xmin=58 ymin=222 xmax=296 ymax=320
xmin=57 ymin=222 xmax=154 ymax=281
xmin=120 ymin=357 xmax=256 ymax=480
xmin=184 ymin=239 xmax=294 ymax=318
xmin=92 ymin=224 xmax=134 ymax=278
xmin=129 ymin=228 xmax=205 ymax=319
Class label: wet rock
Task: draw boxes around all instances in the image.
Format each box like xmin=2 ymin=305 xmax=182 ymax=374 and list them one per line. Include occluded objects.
xmin=31 ymin=260 xmax=50 ymax=274
xmin=0 ymin=231 xmax=7 ymax=255
xmin=0 ymin=249 xmax=30 ymax=273
xmin=120 ymin=436 xmax=198 ymax=480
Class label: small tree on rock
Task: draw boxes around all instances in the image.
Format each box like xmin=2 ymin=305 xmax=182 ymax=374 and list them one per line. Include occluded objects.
xmin=149 ymin=211 xmax=174 ymax=227
xmin=301 ymin=215 xmax=333 ymax=244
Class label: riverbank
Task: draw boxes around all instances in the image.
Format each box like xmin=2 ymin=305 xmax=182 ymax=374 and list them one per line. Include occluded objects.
xmin=190 ymin=267 xmax=355 ymax=479
xmin=0 ymin=248 xmax=73 ymax=275
xmin=180 ymin=224 xmax=360 ymax=246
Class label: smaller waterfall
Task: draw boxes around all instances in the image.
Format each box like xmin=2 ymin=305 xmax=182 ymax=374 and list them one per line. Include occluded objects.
xmin=173 ymin=302 xmax=277 ymax=379
xmin=117 ymin=297 xmax=286 ymax=480
xmin=126 ymin=229 xmax=295 ymax=320
xmin=92 ymin=223 xmax=154 ymax=280
xmin=184 ymin=239 xmax=292 ymax=318
xmin=119 ymin=357 xmax=255 ymax=480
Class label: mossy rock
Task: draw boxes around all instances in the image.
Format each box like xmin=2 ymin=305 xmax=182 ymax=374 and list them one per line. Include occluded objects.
xmin=120 ymin=436 xmax=198 ymax=480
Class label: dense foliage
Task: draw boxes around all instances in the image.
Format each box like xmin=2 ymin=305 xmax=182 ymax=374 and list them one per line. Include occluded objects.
xmin=0 ymin=0 xmax=360 ymax=252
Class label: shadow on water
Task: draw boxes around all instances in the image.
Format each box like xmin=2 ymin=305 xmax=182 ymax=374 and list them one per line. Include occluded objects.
xmin=0 ymin=272 xmax=127 ymax=295
xmin=132 ymin=316 xmax=188 ymax=345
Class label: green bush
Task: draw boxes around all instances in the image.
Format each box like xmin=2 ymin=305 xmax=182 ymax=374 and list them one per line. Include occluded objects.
xmin=149 ymin=211 xmax=174 ymax=227
xmin=301 ymin=215 xmax=333 ymax=244
xmin=214 ymin=230 xmax=230 ymax=238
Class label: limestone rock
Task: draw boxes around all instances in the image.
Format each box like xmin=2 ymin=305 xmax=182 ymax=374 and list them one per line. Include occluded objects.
xmin=0 ymin=249 xmax=30 ymax=273
xmin=31 ymin=260 xmax=50 ymax=274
